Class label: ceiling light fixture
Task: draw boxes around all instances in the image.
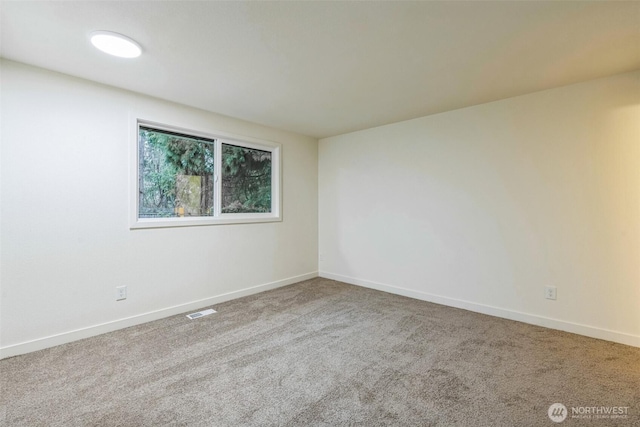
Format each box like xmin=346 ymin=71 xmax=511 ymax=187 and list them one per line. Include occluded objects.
xmin=90 ymin=31 xmax=142 ymax=58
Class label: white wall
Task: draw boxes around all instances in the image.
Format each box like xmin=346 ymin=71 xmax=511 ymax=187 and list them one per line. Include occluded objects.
xmin=0 ymin=60 xmax=318 ymax=358
xmin=319 ymin=71 xmax=640 ymax=347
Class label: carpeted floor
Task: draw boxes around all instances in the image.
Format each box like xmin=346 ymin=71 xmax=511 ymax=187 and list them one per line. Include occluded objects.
xmin=1 ymin=278 xmax=639 ymax=426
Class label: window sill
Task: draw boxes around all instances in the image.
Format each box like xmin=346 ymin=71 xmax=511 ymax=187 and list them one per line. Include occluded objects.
xmin=130 ymin=214 xmax=282 ymax=229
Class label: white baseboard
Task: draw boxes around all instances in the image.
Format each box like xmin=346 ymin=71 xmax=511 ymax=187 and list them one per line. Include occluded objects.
xmin=0 ymin=271 xmax=318 ymax=360
xmin=319 ymin=271 xmax=640 ymax=349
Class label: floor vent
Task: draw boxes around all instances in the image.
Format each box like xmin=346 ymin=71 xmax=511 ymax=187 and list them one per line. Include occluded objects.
xmin=186 ymin=308 xmax=217 ymax=320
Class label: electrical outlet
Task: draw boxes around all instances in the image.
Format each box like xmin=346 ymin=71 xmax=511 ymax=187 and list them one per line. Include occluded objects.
xmin=544 ymin=286 xmax=557 ymax=300
xmin=116 ymin=286 xmax=127 ymax=301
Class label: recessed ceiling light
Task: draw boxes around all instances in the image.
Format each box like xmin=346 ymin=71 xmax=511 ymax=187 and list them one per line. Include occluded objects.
xmin=90 ymin=31 xmax=142 ymax=58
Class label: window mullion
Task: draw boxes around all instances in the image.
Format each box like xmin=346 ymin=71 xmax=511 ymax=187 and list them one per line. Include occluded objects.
xmin=214 ymin=140 xmax=222 ymax=217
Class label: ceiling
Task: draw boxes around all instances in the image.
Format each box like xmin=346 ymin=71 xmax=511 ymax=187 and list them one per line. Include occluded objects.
xmin=1 ymin=1 xmax=639 ymax=139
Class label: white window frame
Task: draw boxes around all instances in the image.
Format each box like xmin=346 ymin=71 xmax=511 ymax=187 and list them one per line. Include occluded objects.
xmin=130 ymin=118 xmax=281 ymax=229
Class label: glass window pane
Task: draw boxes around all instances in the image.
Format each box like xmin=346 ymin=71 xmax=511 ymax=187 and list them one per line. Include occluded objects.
xmin=221 ymin=143 xmax=272 ymax=213
xmin=139 ymin=127 xmax=215 ymax=218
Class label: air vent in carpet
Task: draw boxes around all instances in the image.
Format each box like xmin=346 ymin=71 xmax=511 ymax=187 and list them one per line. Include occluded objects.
xmin=186 ymin=308 xmax=216 ymax=320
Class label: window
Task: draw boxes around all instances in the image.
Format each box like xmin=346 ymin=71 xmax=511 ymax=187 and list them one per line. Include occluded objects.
xmin=132 ymin=120 xmax=281 ymax=228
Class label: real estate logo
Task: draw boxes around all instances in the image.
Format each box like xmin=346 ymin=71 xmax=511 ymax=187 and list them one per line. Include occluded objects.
xmin=548 ymin=403 xmax=568 ymax=423
xmin=547 ymin=403 xmax=631 ymax=423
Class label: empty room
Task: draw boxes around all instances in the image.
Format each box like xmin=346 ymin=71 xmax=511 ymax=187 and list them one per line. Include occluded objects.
xmin=1 ymin=1 xmax=639 ymax=426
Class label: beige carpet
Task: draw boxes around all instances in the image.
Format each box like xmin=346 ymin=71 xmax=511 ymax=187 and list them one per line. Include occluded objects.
xmin=1 ymin=278 xmax=639 ymax=426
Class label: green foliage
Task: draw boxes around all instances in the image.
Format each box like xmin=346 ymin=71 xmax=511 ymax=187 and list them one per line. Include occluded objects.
xmin=139 ymin=130 xmax=178 ymax=216
xmin=139 ymin=128 xmax=272 ymax=217
xmin=221 ymin=144 xmax=271 ymax=213
xmin=165 ymin=137 xmax=214 ymax=176
xmin=139 ymin=129 xmax=215 ymax=217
